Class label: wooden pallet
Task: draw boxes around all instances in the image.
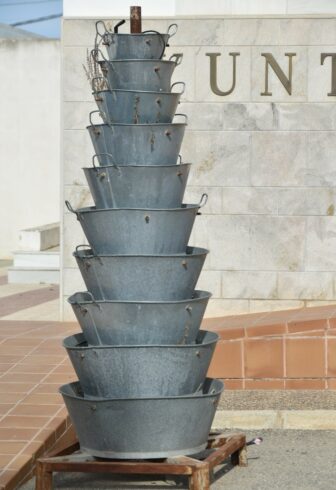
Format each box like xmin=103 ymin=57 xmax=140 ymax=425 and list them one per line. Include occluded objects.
xmin=35 ymin=431 xmax=247 ymax=490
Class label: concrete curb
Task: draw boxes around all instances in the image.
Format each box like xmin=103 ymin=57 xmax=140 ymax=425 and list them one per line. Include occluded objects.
xmin=214 ymin=410 xmax=336 ymax=430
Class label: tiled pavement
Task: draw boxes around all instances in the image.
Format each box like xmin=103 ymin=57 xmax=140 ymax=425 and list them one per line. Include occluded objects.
xmin=0 ymin=261 xmax=336 ymax=489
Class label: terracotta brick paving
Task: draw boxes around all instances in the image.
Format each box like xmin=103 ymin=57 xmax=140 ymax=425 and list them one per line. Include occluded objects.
xmin=204 ymin=303 xmax=336 ymax=390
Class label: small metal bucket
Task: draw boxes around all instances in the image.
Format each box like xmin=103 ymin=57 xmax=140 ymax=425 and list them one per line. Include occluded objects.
xmin=92 ymin=80 xmax=185 ymax=124
xmin=68 ymin=290 xmax=211 ymax=346
xmin=60 ymin=378 xmax=224 ymax=459
xmin=83 ymin=155 xmax=190 ymax=209
xmin=87 ymin=112 xmax=187 ymax=166
xmin=65 ymin=194 xmax=206 ymax=254
xmin=64 ymin=331 xmax=218 ymax=398
xmin=95 ymin=21 xmax=178 ymax=60
xmin=92 ymin=49 xmax=183 ymax=92
xmin=73 ymin=246 xmax=209 ymax=301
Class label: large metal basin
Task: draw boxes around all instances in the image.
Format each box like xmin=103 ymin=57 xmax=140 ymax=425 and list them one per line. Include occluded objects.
xmin=66 ymin=196 xmax=206 ymax=254
xmin=68 ymin=290 xmax=211 ymax=346
xmin=95 ymin=21 xmax=178 ymax=60
xmin=92 ymin=82 xmax=185 ymax=124
xmin=93 ymin=51 xmax=183 ymax=92
xmin=87 ymin=114 xmax=187 ymax=166
xmin=73 ymin=246 xmax=208 ymax=301
xmin=60 ymin=378 xmax=223 ymax=459
xmin=83 ymin=157 xmax=190 ymax=209
xmin=64 ymin=331 xmax=218 ymax=398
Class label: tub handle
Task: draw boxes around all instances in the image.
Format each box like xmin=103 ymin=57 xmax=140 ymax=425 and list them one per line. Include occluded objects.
xmin=75 ymin=244 xmax=91 ymax=254
xmin=91 ymin=76 xmax=106 ymax=93
xmin=167 ymin=23 xmax=178 ymax=39
xmin=95 ymin=20 xmax=108 ymax=38
xmin=89 ymin=110 xmax=103 ymax=127
xmin=92 ymin=154 xmax=116 ymax=168
xmin=91 ymin=47 xmax=108 ymax=64
xmin=199 ymin=193 xmax=208 ymax=208
xmin=174 ymin=113 xmax=188 ymax=125
xmin=142 ymin=30 xmax=166 ymax=59
xmin=169 ymin=53 xmax=183 ymax=65
xmin=171 ymin=81 xmax=185 ymax=95
xmin=114 ymin=19 xmax=126 ymax=33
xmin=65 ymin=200 xmax=79 ymax=218
xmin=177 ymin=154 xmax=182 ymax=165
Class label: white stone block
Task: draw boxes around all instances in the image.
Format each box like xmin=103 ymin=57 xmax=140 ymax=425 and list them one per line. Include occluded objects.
xmin=62 ymin=213 xmax=87 ymax=268
xmin=182 ymin=131 xmax=250 ymax=186
xmin=251 ymin=132 xmax=306 ymax=186
xmin=204 ymin=298 xmax=249 ymax=317
xmin=222 ymin=18 xmax=281 ymax=46
xmin=64 ymin=185 xmax=94 ymax=210
xmin=278 ymin=188 xmax=336 ymax=216
xmin=249 ymin=216 xmax=306 ymax=271
xmin=64 ymin=101 xmax=96 ymax=130
xmin=249 ymin=299 xmax=304 ymax=313
xmin=63 ymin=47 xmax=92 ymax=102
xmin=62 ymin=267 xmax=86 ymax=295
xmin=277 ymin=271 xmax=334 ymax=300
xmin=222 ymin=187 xmax=277 ymax=215
xmin=63 ymin=130 xmax=92 ymax=186
xmin=18 ymin=223 xmax=60 ymax=251
xmin=305 ymin=216 xmax=336 ymax=271
xmin=222 ymin=271 xmax=277 ymax=299
xmin=165 ymin=46 xmax=196 ymax=102
xmin=221 ymin=103 xmax=276 ymax=131
xmin=179 ymin=102 xmax=223 ymax=131
xmin=306 ymin=132 xmax=336 ymax=186
xmin=277 ymin=103 xmax=334 ymax=131
xmin=171 ymin=19 xmax=223 ymax=46
xmin=196 ymin=270 xmax=221 ymax=297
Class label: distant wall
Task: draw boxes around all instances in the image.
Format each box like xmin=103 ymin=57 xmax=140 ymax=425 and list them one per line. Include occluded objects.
xmin=61 ymin=16 xmax=336 ymax=320
xmin=0 ymin=39 xmax=60 ymax=257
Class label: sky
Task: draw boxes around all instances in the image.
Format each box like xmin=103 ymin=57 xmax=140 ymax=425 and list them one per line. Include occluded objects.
xmin=0 ymin=0 xmax=62 ymax=38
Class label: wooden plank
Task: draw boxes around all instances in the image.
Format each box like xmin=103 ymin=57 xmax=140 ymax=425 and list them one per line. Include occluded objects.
xmin=205 ymin=435 xmax=246 ymax=469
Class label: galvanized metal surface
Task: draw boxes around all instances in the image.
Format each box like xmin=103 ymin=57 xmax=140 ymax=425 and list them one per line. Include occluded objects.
xmin=66 ymin=196 xmax=206 ymax=254
xmin=73 ymin=246 xmax=208 ymax=301
xmin=93 ymin=50 xmax=183 ymax=92
xmin=60 ymin=378 xmax=224 ymax=459
xmin=64 ymin=331 xmax=218 ymax=398
xmin=68 ymin=290 xmax=211 ymax=346
xmin=92 ymin=82 xmax=185 ymax=124
xmin=87 ymin=115 xmax=187 ymax=166
xmin=83 ymin=157 xmax=190 ymax=209
xmin=95 ymin=21 xmax=178 ymax=60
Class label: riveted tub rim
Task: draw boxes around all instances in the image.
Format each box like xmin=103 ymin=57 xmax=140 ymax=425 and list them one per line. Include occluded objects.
xmin=71 ymin=204 xmax=201 ymax=214
xmin=68 ymin=289 xmax=212 ymax=305
xmin=73 ymin=246 xmax=209 ymax=259
xmin=59 ymin=378 xmax=224 ymax=402
xmin=63 ymin=330 xmax=219 ymax=351
xmin=82 ymin=163 xmax=192 ymax=170
xmin=92 ymin=87 xmax=184 ymax=96
xmin=86 ymin=122 xmax=187 ymax=129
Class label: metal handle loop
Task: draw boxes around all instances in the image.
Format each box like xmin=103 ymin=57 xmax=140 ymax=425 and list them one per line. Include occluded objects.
xmin=92 ymin=153 xmax=116 ymax=168
xmin=177 ymin=154 xmax=182 ymax=165
xmin=174 ymin=113 xmax=188 ymax=125
xmin=142 ymin=29 xmax=166 ymax=59
xmin=65 ymin=200 xmax=78 ymax=216
xmin=170 ymin=81 xmax=185 ymax=95
xmin=91 ymin=76 xmax=105 ymax=92
xmin=199 ymin=193 xmax=208 ymax=208
xmin=95 ymin=20 xmax=108 ymax=38
xmin=91 ymin=47 xmax=108 ymax=63
xmin=169 ymin=53 xmax=183 ymax=65
xmin=167 ymin=23 xmax=178 ymax=38
xmin=75 ymin=244 xmax=91 ymax=254
xmin=89 ymin=110 xmax=102 ymax=127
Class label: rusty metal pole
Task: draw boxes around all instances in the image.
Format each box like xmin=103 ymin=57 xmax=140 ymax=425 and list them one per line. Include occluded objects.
xmin=130 ymin=6 xmax=142 ymax=33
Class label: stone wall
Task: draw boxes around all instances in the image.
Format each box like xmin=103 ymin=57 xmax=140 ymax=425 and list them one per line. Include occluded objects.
xmin=62 ymin=16 xmax=336 ymax=320
xmin=0 ymin=39 xmax=60 ymax=257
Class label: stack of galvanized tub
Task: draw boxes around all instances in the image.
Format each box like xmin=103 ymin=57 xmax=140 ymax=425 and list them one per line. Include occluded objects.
xmin=60 ymin=20 xmax=224 ymax=459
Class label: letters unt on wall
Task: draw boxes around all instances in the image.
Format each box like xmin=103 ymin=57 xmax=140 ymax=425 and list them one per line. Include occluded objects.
xmin=206 ymin=52 xmax=336 ymax=96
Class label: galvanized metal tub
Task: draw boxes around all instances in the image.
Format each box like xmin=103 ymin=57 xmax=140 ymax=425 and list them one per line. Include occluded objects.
xmin=83 ymin=155 xmax=190 ymax=209
xmin=92 ymin=49 xmax=183 ymax=92
xmin=87 ymin=113 xmax=187 ymax=166
xmin=64 ymin=330 xmax=218 ymax=398
xmin=73 ymin=246 xmax=208 ymax=301
xmin=95 ymin=21 xmax=178 ymax=60
xmin=68 ymin=290 xmax=211 ymax=346
xmin=65 ymin=195 xmax=206 ymax=255
xmin=92 ymin=81 xmax=185 ymax=124
xmin=60 ymin=378 xmax=223 ymax=459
